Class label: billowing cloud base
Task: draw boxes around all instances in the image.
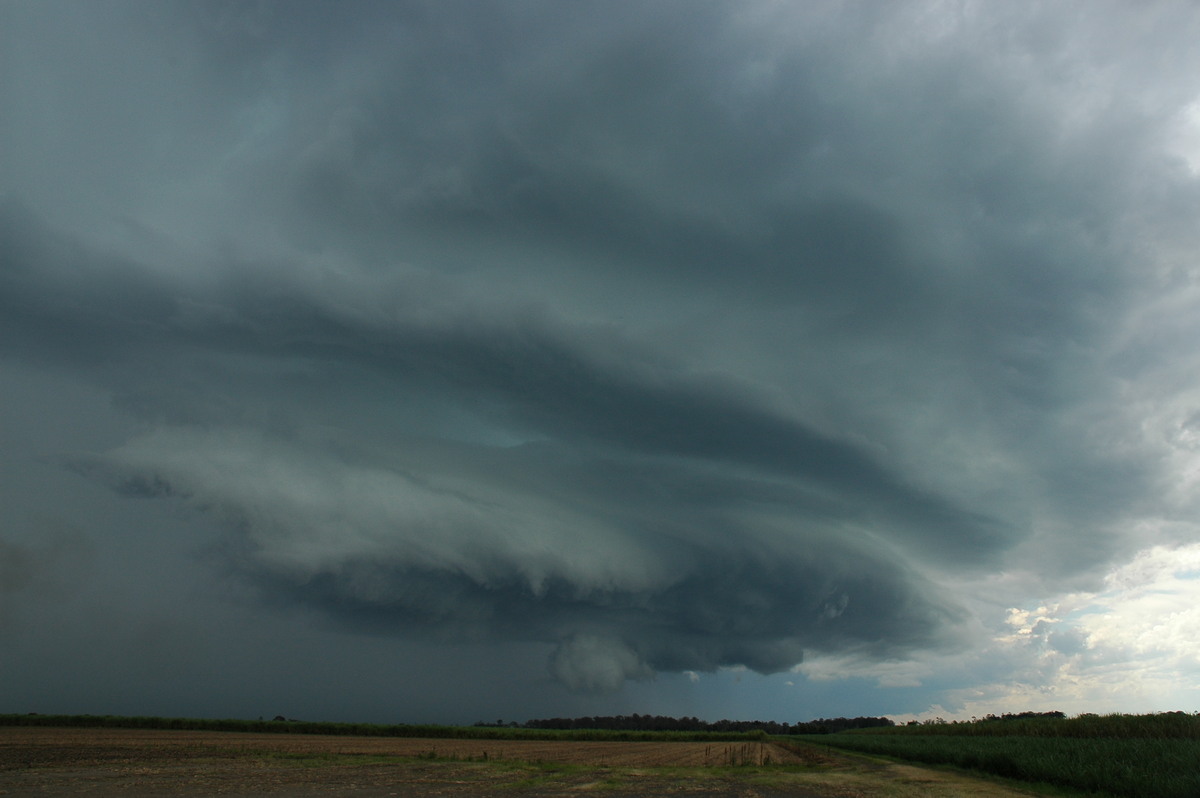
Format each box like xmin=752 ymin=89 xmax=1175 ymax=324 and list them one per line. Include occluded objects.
xmin=73 ymin=424 xmax=962 ymax=687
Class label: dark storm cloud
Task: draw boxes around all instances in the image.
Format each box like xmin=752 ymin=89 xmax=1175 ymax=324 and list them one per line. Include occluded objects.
xmin=4 ymin=0 xmax=1200 ymax=698
xmin=3 ymin=199 xmax=969 ymax=683
xmin=1 ymin=197 xmax=1005 ymax=554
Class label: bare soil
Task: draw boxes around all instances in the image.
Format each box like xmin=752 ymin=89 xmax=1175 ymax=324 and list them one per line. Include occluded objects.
xmin=0 ymin=727 xmax=1049 ymax=797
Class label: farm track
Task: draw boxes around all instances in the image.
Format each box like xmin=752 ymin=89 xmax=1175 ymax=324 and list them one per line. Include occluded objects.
xmin=0 ymin=727 xmax=1049 ymax=797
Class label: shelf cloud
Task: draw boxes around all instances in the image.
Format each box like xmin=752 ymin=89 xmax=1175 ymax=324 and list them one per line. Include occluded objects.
xmin=4 ymin=1 xmax=1200 ymax=718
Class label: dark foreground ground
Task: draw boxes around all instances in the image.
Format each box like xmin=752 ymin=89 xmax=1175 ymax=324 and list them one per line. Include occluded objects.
xmin=0 ymin=727 xmax=1048 ymax=797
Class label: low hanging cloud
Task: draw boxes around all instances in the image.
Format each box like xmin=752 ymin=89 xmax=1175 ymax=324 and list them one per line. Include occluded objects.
xmin=6 ymin=195 xmax=979 ymax=686
xmin=5 ymin=1 xmax=1200 ymax=704
xmin=73 ymin=415 xmax=965 ymax=681
xmin=550 ymin=635 xmax=654 ymax=694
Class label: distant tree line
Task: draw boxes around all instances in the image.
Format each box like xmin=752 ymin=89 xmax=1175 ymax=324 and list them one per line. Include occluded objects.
xmin=903 ymin=710 xmax=1068 ymax=726
xmin=518 ymin=713 xmax=894 ymax=735
xmin=2 ymin=714 xmax=790 ymax=742
xmin=980 ymin=711 xmax=1066 ymax=721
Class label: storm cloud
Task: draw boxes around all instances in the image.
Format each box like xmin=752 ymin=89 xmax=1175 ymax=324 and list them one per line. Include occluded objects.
xmin=4 ymin=0 xmax=1200 ymax=717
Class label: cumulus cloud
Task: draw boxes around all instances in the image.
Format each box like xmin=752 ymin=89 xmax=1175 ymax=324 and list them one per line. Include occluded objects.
xmin=805 ymin=542 xmax=1200 ymax=720
xmin=1000 ymin=544 xmax=1200 ymax=701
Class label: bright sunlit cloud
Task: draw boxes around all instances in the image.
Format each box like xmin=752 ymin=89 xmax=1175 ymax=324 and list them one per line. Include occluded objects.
xmin=878 ymin=543 xmax=1200 ymax=722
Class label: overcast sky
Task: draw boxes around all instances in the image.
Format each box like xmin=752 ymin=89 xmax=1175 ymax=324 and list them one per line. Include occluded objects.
xmin=4 ymin=0 xmax=1200 ymax=725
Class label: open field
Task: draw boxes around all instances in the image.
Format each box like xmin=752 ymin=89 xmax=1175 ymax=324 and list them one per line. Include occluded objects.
xmin=0 ymin=727 xmax=1050 ymax=797
xmin=0 ymin=726 xmax=810 ymax=767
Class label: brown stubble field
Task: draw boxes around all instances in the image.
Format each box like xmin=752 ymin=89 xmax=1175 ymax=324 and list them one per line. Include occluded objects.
xmin=0 ymin=727 xmax=1050 ymax=797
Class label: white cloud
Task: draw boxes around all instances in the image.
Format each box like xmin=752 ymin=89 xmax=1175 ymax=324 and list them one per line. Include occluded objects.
xmin=902 ymin=542 xmax=1200 ymax=720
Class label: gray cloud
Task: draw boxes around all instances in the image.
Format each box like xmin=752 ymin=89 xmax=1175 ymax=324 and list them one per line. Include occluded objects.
xmin=550 ymin=635 xmax=654 ymax=694
xmin=4 ymin=196 xmax=979 ymax=681
xmin=4 ymin=0 xmax=1200 ymax=712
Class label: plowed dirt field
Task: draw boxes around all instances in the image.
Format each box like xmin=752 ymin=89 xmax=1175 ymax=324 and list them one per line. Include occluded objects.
xmin=0 ymin=727 xmax=1047 ymax=797
xmin=0 ymin=727 xmax=805 ymax=767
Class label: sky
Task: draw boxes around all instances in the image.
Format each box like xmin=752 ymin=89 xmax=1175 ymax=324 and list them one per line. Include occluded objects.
xmin=4 ymin=0 xmax=1200 ymax=726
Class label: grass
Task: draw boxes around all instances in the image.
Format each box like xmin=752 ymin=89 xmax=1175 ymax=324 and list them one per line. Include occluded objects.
xmin=257 ymin=751 xmax=404 ymax=767
xmin=257 ymin=753 xmax=618 ymax=794
xmin=798 ymin=712 xmax=1200 ymax=798
xmin=497 ymin=762 xmax=593 ymax=791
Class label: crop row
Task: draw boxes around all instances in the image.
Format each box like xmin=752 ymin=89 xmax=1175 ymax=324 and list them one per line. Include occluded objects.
xmin=847 ymin=711 xmax=1200 ymax=739
xmin=804 ymin=732 xmax=1200 ymax=798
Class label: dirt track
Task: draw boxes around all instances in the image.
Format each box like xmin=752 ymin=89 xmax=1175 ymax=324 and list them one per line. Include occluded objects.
xmin=0 ymin=727 xmax=1045 ymax=797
